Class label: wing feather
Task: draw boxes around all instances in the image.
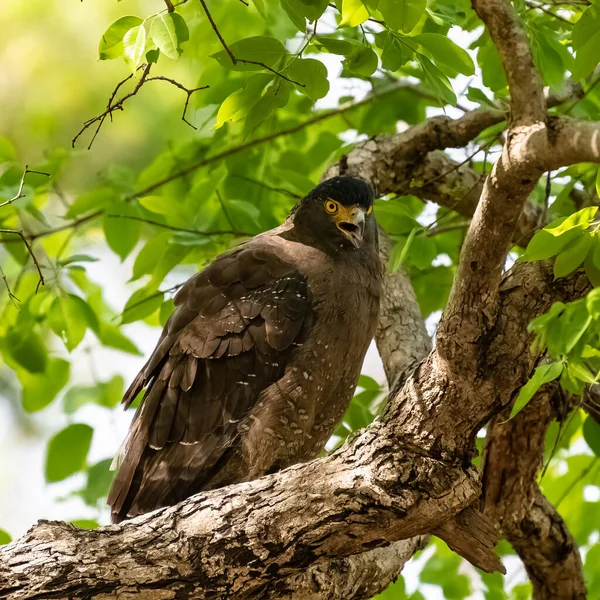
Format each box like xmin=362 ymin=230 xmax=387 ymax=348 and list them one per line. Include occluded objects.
xmin=108 ymin=239 xmax=314 ymax=521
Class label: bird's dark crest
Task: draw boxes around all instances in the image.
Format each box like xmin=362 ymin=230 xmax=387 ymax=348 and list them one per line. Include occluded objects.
xmin=292 ymin=176 xmax=374 ymax=215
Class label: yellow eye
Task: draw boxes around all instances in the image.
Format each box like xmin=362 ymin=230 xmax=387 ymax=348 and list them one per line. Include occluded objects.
xmin=325 ymin=200 xmax=339 ymax=214
xmin=366 ymin=205 xmax=373 ymax=215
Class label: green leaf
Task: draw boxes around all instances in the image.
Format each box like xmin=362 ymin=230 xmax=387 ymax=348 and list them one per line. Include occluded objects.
xmin=70 ymin=519 xmax=100 ymax=530
xmin=251 ymin=0 xmax=267 ymax=17
xmin=418 ymin=55 xmax=457 ymax=106
xmin=597 ymin=167 xmax=600 ymax=200
xmin=586 ymin=287 xmax=600 ymax=317
xmin=376 ymin=31 xmax=411 ymax=71
xmin=408 ymin=232 xmax=437 ymax=270
xmin=150 ymin=13 xmax=188 ymax=60
xmin=389 ymin=228 xmax=418 ymax=272
xmin=315 ymin=37 xmax=356 ymax=55
xmin=79 ymin=458 xmax=115 ymax=506
xmin=280 ymin=0 xmax=307 ymax=31
xmin=343 ymin=46 xmax=378 ymax=77
xmin=122 ymin=286 xmax=164 ymax=324
xmin=64 ymin=375 xmax=124 ymax=414
xmin=48 ymin=295 xmax=91 ymax=352
xmin=523 ymin=228 xmax=581 ymax=261
xmin=358 ymin=374 xmax=381 ymax=391
xmin=99 ymin=326 xmax=141 ymax=355
xmin=214 ymin=74 xmax=272 ymax=129
xmin=511 ymin=362 xmax=563 ymax=419
xmin=4 ymin=327 xmax=47 ymax=373
xmin=211 ymin=36 xmax=286 ymax=71
xmin=58 ymin=254 xmax=99 ymax=267
xmin=379 ymin=0 xmax=426 ymax=33
xmin=20 ymin=358 xmax=70 ymax=412
xmin=103 ymin=208 xmax=141 ymax=261
xmin=132 ymin=233 xmax=170 ymax=280
xmin=122 ymin=25 xmax=147 ymax=73
xmin=244 ymin=81 xmax=291 ymax=136
xmin=466 ymin=86 xmax=496 ymax=109
xmin=573 ymin=3 xmax=600 ymax=49
xmin=98 ymin=16 xmax=143 ymax=60
xmin=66 ymin=188 xmax=115 ymax=218
xmin=480 ymin=42 xmax=507 ymax=92
xmin=413 ymin=33 xmax=475 ymax=76
xmin=573 ymin=29 xmax=600 ymax=82
xmin=547 ymin=206 xmax=598 ymax=235
xmin=45 ymin=424 xmax=93 ymax=483
xmin=0 ymin=529 xmax=11 ymax=545
xmin=568 ymin=360 xmax=597 ymax=384
xmin=286 ymin=59 xmax=329 ymax=101
xmin=554 ymin=233 xmax=592 ymax=279
xmin=340 ymin=0 xmax=369 ymax=27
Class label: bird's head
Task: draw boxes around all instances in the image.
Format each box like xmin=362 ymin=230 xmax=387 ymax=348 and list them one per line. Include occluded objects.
xmin=291 ymin=176 xmax=377 ymax=252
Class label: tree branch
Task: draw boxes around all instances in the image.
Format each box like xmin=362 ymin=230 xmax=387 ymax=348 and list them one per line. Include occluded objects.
xmin=72 ymin=64 xmax=208 ymax=149
xmin=482 ymin=389 xmax=587 ymax=599
xmin=0 ymin=229 xmax=45 ymax=293
xmin=0 ymin=166 xmax=51 ymax=210
xmin=197 ymin=0 xmax=304 ymax=87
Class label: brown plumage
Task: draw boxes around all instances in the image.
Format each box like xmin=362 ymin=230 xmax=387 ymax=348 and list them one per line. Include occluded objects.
xmin=108 ymin=176 xmax=382 ymax=523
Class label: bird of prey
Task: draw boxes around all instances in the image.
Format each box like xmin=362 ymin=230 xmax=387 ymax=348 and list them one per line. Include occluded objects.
xmin=108 ymin=176 xmax=382 ymax=523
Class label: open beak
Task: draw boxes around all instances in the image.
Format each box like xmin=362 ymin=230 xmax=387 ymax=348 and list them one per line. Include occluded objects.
xmin=336 ymin=207 xmax=366 ymax=248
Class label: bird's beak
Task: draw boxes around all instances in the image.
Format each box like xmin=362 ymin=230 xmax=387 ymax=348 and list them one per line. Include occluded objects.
xmin=336 ymin=207 xmax=366 ymax=248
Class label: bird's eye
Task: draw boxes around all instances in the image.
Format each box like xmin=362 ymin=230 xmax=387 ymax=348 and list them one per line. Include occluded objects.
xmin=325 ymin=200 xmax=338 ymax=214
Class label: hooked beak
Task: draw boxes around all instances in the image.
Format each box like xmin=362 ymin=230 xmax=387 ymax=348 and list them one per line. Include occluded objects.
xmin=336 ymin=208 xmax=365 ymax=248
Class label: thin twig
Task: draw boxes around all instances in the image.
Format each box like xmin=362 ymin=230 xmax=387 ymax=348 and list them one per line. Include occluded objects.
xmin=164 ymin=0 xmax=175 ymax=11
xmin=107 ymin=214 xmax=252 ymax=237
xmin=0 ymin=265 xmax=20 ymax=308
xmin=119 ymin=283 xmax=184 ymax=320
xmin=0 ymin=229 xmax=45 ymax=292
xmin=524 ymin=1 xmax=573 ymax=24
xmin=232 ymin=174 xmax=301 ymax=198
xmin=426 ymin=221 xmax=471 ymax=237
xmin=197 ymin=0 xmax=304 ymax=87
xmin=0 ymin=166 xmax=51 ymax=209
xmin=146 ymin=77 xmax=209 ymax=129
xmin=126 ymin=83 xmax=407 ymax=200
xmin=73 ymin=64 xmax=208 ymax=148
xmin=0 ymin=211 xmax=101 ymax=244
xmin=564 ymin=74 xmax=600 ymax=115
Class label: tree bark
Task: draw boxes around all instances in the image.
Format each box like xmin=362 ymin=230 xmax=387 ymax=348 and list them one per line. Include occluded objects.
xmin=482 ymin=390 xmax=588 ymax=599
xmin=0 ymin=1 xmax=598 ymax=597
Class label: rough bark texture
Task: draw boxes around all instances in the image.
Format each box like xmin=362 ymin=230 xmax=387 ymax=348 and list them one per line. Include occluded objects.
xmin=0 ymin=1 xmax=598 ymax=597
xmin=0 ymin=260 xmax=590 ymax=599
xmin=482 ymin=390 xmax=588 ymax=599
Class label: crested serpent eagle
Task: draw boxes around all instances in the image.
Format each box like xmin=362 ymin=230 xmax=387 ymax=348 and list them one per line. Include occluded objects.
xmin=108 ymin=175 xmax=382 ymax=523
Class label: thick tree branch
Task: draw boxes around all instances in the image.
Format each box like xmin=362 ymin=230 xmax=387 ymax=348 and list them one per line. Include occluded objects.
xmin=1 ymin=257 xmax=591 ymax=598
xmin=473 ymin=0 xmax=546 ymax=125
xmin=482 ymin=390 xmax=587 ymax=599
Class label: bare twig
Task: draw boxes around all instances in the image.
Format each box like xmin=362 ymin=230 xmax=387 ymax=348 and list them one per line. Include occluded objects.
xmin=0 ymin=264 xmax=20 ymax=308
xmin=73 ymin=64 xmax=208 ymax=148
xmin=232 ymin=174 xmax=301 ymax=198
xmin=119 ymin=283 xmax=184 ymax=320
xmin=0 ymin=211 xmax=101 ymax=245
xmin=106 ymin=214 xmax=252 ymax=237
xmin=145 ymin=77 xmax=209 ymax=129
xmin=197 ymin=0 xmax=304 ymax=87
xmin=0 ymin=166 xmax=51 ymax=209
xmin=127 ymin=83 xmax=408 ymax=200
xmin=0 ymin=229 xmax=45 ymax=292
xmin=524 ymin=1 xmax=573 ymax=24
xmin=164 ymin=0 xmax=175 ymax=11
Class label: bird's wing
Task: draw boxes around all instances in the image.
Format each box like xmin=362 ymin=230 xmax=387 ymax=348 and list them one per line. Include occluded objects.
xmin=108 ymin=239 xmax=314 ymax=520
